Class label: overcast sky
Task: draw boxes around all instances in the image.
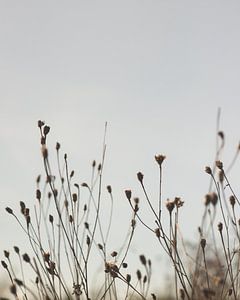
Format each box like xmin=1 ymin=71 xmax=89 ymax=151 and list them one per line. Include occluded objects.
xmin=1 ymin=0 xmax=240 ymax=293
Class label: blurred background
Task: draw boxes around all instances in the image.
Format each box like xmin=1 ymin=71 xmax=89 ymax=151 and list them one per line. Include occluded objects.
xmin=1 ymin=0 xmax=240 ymax=296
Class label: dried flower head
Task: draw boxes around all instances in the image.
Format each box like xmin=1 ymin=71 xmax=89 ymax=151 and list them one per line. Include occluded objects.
xmin=137 ymin=172 xmax=144 ymax=183
xmin=200 ymin=238 xmax=206 ymax=250
xmin=166 ymin=199 xmax=175 ymax=213
xmin=125 ymin=190 xmax=132 ymax=201
xmin=216 ymin=160 xmax=223 ymax=170
xmin=229 ymin=195 xmax=235 ymax=207
xmin=218 ymin=222 xmax=223 ymax=232
xmin=139 ymin=254 xmax=146 ymax=266
xmin=205 ymin=166 xmax=212 ymax=175
xmin=218 ymin=170 xmax=224 ymax=183
xmin=210 ymin=192 xmax=218 ymax=206
xmin=155 ymin=154 xmax=166 ymax=166
xmin=107 ymin=185 xmax=112 ymax=194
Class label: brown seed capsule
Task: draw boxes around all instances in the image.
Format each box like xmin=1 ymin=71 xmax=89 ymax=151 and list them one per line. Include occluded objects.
xmin=229 ymin=195 xmax=235 ymax=207
xmin=107 ymin=185 xmax=112 ymax=194
xmin=219 ymin=170 xmax=224 ymax=183
xmin=4 ymin=250 xmax=9 ymax=258
xmin=216 ymin=160 xmax=223 ymax=170
xmin=72 ymin=193 xmax=77 ymax=202
xmin=205 ymin=166 xmax=212 ymax=175
xmin=126 ymin=274 xmax=131 ymax=283
xmin=43 ymin=125 xmax=50 ymax=136
xmin=10 ymin=284 xmax=17 ymax=295
xmin=155 ymin=154 xmax=166 ymax=166
xmin=137 ymin=172 xmax=144 ymax=183
xmin=155 ymin=228 xmax=160 ymax=238
xmin=56 ymin=142 xmax=60 ymax=151
xmin=136 ymin=269 xmax=142 ymax=280
xmin=200 ymin=238 xmax=206 ymax=250
xmin=1 ymin=260 xmax=8 ymax=269
xmin=5 ymin=207 xmax=13 ymax=215
xmin=13 ymin=246 xmax=19 ymax=254
xmin=166 ymin=200 xmax=175 ymax=213
xmin=125 ymin=190 xmax=132 ymax=201
xmin=22 ymin=253 xmax=30 ymax=263
xmin=49 ymin=215 xmax=54 ymax=223
xmin=218 ymin=222 xmax=223 ymax=232
xmin=139 ymin=254 xmax=146 ymax=266
xmin=98 ymin=244 xmax=103 ymax=250
xmin=210 ymin=192 xmax=218 ymax=206
xmin=36 ymin=189 xmax=41 ymax=201
xmin=111 ymin=251 xmax=118 ymax=257
xmin=38 ymin=120 xmax=44 ymax=128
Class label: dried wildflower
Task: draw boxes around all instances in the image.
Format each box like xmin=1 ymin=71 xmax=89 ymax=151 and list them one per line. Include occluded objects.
xmin=73 ymin=283 xmax=82 ymax=296
xmin=105 ymin=262 xmax=119 ymax=276
xmin=5 ymin=207 xmax=13 ymax=215
xmin=200 ymin=238 xmax=206 ymax=250
xmin=218 ymin=131 xmax=224 ymax=140
xmin=155 ymin=228 xmax=160 ymax=238
xmin=98 ymin=164 xmax=102 ymax=172
xmin=14 ymin=278 xmax=23 ymax=286
xmin=43 ymin=252 xmax=50 ymax=262
xmin=139 ymin=254 xmax=146 ymax=266
xmin=13 ymin=246 xmax=19 ymax=254
xmin=81 ymin=182 xmax=88 ymax=188
xmin=205 ymin=166 xmax=212 ymax=175
xmin=180 ymin=289 xmax=185 ymax=300
xmin=151 ymin=294 xmax=157 ymax=300
xmin=38 ymin=120 xmax=44 ymax=128
xmin=4 ymin=250 xmax=9 ymax=258
xmin=22 ymin=253 xmax=30 ymax=263
xmin=42 ymin=146 xmax=48 ymax=159
xmin=107 ymin=185 xmax=112 ymax=194
xmin=92 ymin=160 xmax=96 ymax=168
xmin=36 ymin=189 xmax=41 ymax=201
xmin=219 ymin=170 xmax=224 ymax=183
xmin=174 ymin=197 xmax=184 ymax=208
xmin=136 ymin=269 xmax=142 ymax=280
xmin=210 ymin=192 xmax=218 ymax=206
xmin=131 ymin=219 xmax=136 ymax=228
xmin=10 ymin=284 xmax=17 ymax=295
xmin=84 ymin=222 xmax=89 ymax=230
xmin=122 ymin=262 xmax=128 ymax=268
xmin=69 ymin=215 xmax=73 ymax=223
xmin=43 ymin=125 xmax=50 ymax=136
xmin=56 ymin=142 xmax=60 ymax=150
xmin=137 ymin=172 xmax=144 ymax=183
xmin=70 ymin=170 xmax=74 ymax=178
xmin=125 ymin=190 xmax=132 ymax=201
xmin=204 ymin=194 xmax=211 ymax=206
xmin=218 ymin=222 xmax=223 ymax=232
xmin=166 ymin=200 xmax=175 ymax=213
xmin=86 ymin=235 xmax=90 ymax=246
xmin=49 ymin=215 xmax=54 ymax=223
xmin=155 ymin=154 xmax=166 ymax=166
xmin=36 ymin=175 xmax=41 ymax=184
xmin=111 ymin=251 xmax=118 ymax=257
xmin=229 ymin=195 xmax=235 ymax=207
xmin=216 ymin=160 xmax=223 ymax=170
xmin=72 ymin=193 xmax=77 ymax=202
xmin=1 ymin=260 xmax=8 ymax=269
xmin=143 ymin=275 xmax=147 ymax=283
xmin=126 ymin=274 xmax=131 ymax=283
xmin=98 ymin=244 xmax=103 ymax=250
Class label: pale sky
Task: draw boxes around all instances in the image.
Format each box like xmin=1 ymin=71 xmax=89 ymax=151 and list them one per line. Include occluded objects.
xmin=1 ymin=0 xmax=240 ymax=293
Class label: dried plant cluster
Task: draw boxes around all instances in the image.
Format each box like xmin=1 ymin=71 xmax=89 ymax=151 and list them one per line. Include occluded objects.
xmin=2 ymin=117 xmax=240 ymax=300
